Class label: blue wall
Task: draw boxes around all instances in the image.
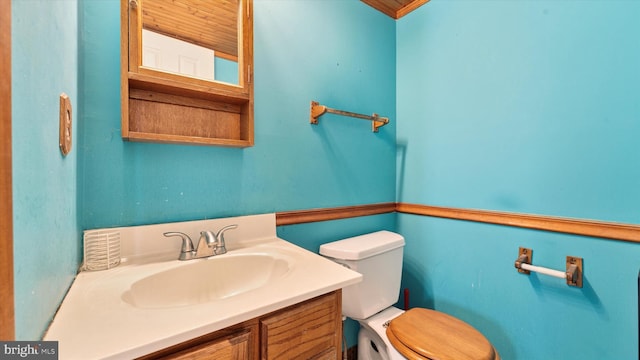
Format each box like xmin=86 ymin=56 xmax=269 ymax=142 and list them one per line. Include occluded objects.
xmin=397 ymin=0 xmax=640 ymax=224
xmin=397 ymin=1 xmax=640 ymax=358
xmin=79 ymin=0 xmax=396 ymax=229
xmin=11 ymin=0 xmax=81 ymax=340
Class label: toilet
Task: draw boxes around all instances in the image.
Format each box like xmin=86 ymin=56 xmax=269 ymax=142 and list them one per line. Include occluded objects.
xmin=320 ymin=231 xmax=499 ymax=360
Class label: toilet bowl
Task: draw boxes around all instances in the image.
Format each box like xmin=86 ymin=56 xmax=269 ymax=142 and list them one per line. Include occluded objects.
xmin=319 ymin=231 xmax=499 ymax=360
xmin=356 ymin=307 xmax=405 ymax=360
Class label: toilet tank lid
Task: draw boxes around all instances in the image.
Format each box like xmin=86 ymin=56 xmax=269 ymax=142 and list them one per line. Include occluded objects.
xmin=319 ymin=231 xmax=405 ymax=260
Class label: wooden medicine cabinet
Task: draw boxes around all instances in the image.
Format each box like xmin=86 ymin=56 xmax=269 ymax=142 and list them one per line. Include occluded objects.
xmin=120 ymin=0 xmax=254 ymax=147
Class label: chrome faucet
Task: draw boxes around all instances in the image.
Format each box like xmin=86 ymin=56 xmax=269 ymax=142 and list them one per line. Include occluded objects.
xmin=163 ymin=224 xmax=238 ymax=260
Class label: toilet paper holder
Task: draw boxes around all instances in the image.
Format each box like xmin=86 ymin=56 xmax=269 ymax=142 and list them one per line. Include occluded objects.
xmin=514 ymin=247 xmax=583 ymax=288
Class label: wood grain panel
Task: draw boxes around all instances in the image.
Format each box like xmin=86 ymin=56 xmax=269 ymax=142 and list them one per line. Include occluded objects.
xmin=143 ymin=0 xmax=238 ymax=59
xmin=155 ymin=331 xmax=251 ymax=360
xmin=260 ymin=291 xmax=341 ymax=360
xmin=396 ymin=203 xmax=640 ymax=243
xmin=361 ymin=0 xmax=430 ymax=19
xmin=121 ymin=0 xmax=131 ymax=136
xmin=129 ymin=72 xmax=250 ymax=102
xmin=129 ymin=97 xmax=241 ymax=139
xmin=0 ymin=0 xmax=14 ymax=341
xmin=136 ymin=320 xmax=259 ymax=360
xmin=275 ymin=203 xmax=396 ymax=226
xmin=275 ymin=203 xmax=640 ymax=243
xmin=125 ymin=131 xmax=252 ymax=147
xmin=130 ymin=89 xmax=242 ymax=113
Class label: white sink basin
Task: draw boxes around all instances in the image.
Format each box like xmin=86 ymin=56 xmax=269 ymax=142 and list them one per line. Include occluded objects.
xmin=122 ymin=253 xmax=291 ymax=309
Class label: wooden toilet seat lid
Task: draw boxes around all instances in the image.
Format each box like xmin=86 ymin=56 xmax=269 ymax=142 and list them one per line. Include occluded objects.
xmin=386 ymin=308 xmax=498 ymax=360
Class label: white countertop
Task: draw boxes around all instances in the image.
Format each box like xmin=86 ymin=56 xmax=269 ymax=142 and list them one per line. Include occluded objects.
xmin=44 ymin=214 xmax=362 ymax=360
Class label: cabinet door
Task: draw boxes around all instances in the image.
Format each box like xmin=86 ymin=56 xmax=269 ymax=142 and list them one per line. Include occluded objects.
xmin=138 ymin=321 xmax=258 ymax=360
xmin=161 ymin=330 xmax=252 ymax=360
xmin=260 ymin=291 xmax=342 ymax=360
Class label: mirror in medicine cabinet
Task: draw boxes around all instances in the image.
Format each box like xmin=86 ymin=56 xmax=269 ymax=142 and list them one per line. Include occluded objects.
xmin=121 ymin=0 xmax=254 ymax=147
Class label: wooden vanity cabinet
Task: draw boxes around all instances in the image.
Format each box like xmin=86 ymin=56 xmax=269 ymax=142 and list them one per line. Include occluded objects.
xmin=138 ymin=290 xmax=342 ymax=360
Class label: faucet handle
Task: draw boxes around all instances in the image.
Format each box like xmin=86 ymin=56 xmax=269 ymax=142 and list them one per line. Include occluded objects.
xmin=214 ymin=224 xmax=238 ymax=255
xmin=163 ymin=232 xmax=195 ymax=260
xmin=200 ymin=230 xmax=217 ymax=247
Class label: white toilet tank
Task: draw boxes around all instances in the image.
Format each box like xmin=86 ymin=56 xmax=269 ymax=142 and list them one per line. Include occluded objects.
xmin=319 ymin=231 xmax=405 ymax=320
